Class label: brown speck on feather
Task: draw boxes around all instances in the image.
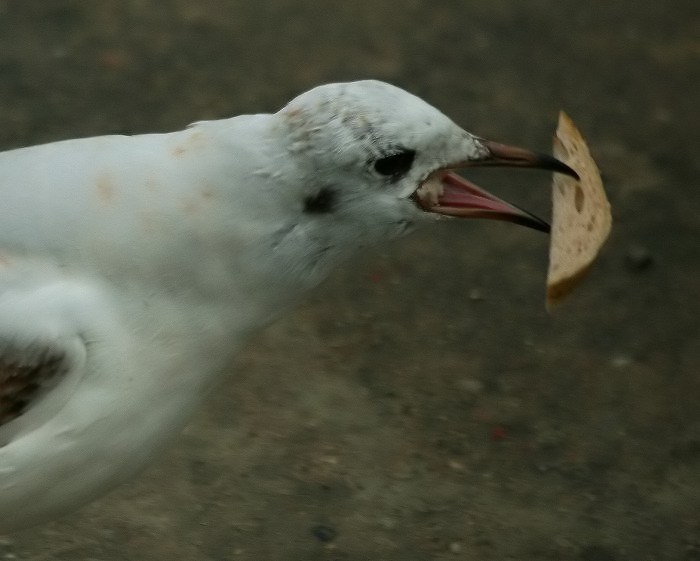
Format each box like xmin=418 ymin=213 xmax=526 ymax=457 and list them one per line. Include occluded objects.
xmin=172 ymin=130 xmax=206 ymax=158
xmin=95 ymin=172 xmax=116 ymax=207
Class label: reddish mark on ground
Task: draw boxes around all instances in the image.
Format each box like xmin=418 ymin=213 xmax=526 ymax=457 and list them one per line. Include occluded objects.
xmin=98 ymin=50 xmax=129 ymax=70
xmin=490 ymin=425 xmax=508 ymax=441
xmin=369 ymin=271 xmax=383 ymax=283
xmin=565 ymin=450 xmax=579 ymax=462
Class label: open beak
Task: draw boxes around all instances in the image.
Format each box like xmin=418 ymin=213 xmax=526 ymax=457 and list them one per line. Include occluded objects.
xmin=413 ymin=139 xmax=579 ymax=233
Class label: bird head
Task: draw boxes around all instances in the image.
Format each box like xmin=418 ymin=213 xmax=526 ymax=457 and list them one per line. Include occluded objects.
xmin=252 ymin=80 xmax=577 ymax=286
xmin=276 ymin=80 xmax=576 ymax=239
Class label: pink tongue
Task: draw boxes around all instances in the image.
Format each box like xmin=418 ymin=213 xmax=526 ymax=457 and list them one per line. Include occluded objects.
xmin=438 ymin=172 xmax=514 ymax=213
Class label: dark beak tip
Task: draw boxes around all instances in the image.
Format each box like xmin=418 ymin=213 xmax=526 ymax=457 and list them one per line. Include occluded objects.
xmin=479 ymin=139 xmax=578 ymax=179
xmin=538 ymin=153 xmax=579 ymax=180
xmin=561 ymin=164 xmax=580 ymax=181
xmin=520 ymin=213 xmax=551 ymax=233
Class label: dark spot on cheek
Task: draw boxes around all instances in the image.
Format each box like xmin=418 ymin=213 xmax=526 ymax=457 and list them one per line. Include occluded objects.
xmin=304 ymin=187 xmax=336 ymax=214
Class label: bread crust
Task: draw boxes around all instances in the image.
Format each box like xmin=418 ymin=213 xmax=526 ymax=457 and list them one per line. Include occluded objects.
xmin=546 ymin=112 xmax=612 ymax=309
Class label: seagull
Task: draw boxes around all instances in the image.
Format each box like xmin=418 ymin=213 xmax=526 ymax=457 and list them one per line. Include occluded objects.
xmin=0 ymin=80 xmax=576 ymax=532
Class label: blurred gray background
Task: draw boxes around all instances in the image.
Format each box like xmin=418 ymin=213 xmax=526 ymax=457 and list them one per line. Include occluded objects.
xmin=1 ymin=1 xmax=699 ymax=560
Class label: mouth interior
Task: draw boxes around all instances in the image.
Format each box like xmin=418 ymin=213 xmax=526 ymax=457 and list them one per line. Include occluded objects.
xmin=410 ymin=168 xmax=551 ymax=233
xmin=412 ymin=169 xmax=499 ymax=212
xmin=412 ymin=169 xmax=447 ymax=210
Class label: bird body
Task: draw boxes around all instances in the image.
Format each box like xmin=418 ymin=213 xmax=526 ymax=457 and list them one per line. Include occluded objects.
xmin=0 ymin=81 xmax=574 ymax=531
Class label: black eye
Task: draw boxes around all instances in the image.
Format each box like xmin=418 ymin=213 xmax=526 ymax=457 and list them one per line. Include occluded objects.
xmin=373 ymin=149 xmax=416 ymax=178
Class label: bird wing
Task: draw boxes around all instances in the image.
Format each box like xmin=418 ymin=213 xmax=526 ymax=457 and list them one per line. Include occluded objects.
xmin=0 ymin=268 xmax=89 ymax=445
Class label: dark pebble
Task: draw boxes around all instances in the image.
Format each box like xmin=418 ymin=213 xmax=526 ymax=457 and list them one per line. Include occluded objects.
xmin=311 ymin=524 xmax=338 ymax=543
xmin=624 ymin=244 xmax=654 ymax=272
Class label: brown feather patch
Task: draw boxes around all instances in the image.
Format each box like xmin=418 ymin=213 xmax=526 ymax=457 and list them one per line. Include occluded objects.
xmin=0 ymin=350 xmax=66 ymax=426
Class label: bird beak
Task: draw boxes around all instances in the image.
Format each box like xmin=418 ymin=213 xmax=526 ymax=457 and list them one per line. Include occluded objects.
xmin=413 ymin=139 xmax=579 ymax=233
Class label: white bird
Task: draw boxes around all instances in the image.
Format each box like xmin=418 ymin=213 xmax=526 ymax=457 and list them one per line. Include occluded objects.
xmin=0 ymin=80 xmax=575 ymax=531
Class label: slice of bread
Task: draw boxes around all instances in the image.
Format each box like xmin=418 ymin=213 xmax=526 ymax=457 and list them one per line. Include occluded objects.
xmin=546 ymin=112 xmax=612 ymax=310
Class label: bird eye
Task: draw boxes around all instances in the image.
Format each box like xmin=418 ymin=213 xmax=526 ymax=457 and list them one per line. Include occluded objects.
xmin=373 ymin=149 xmax=416 ymax=178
